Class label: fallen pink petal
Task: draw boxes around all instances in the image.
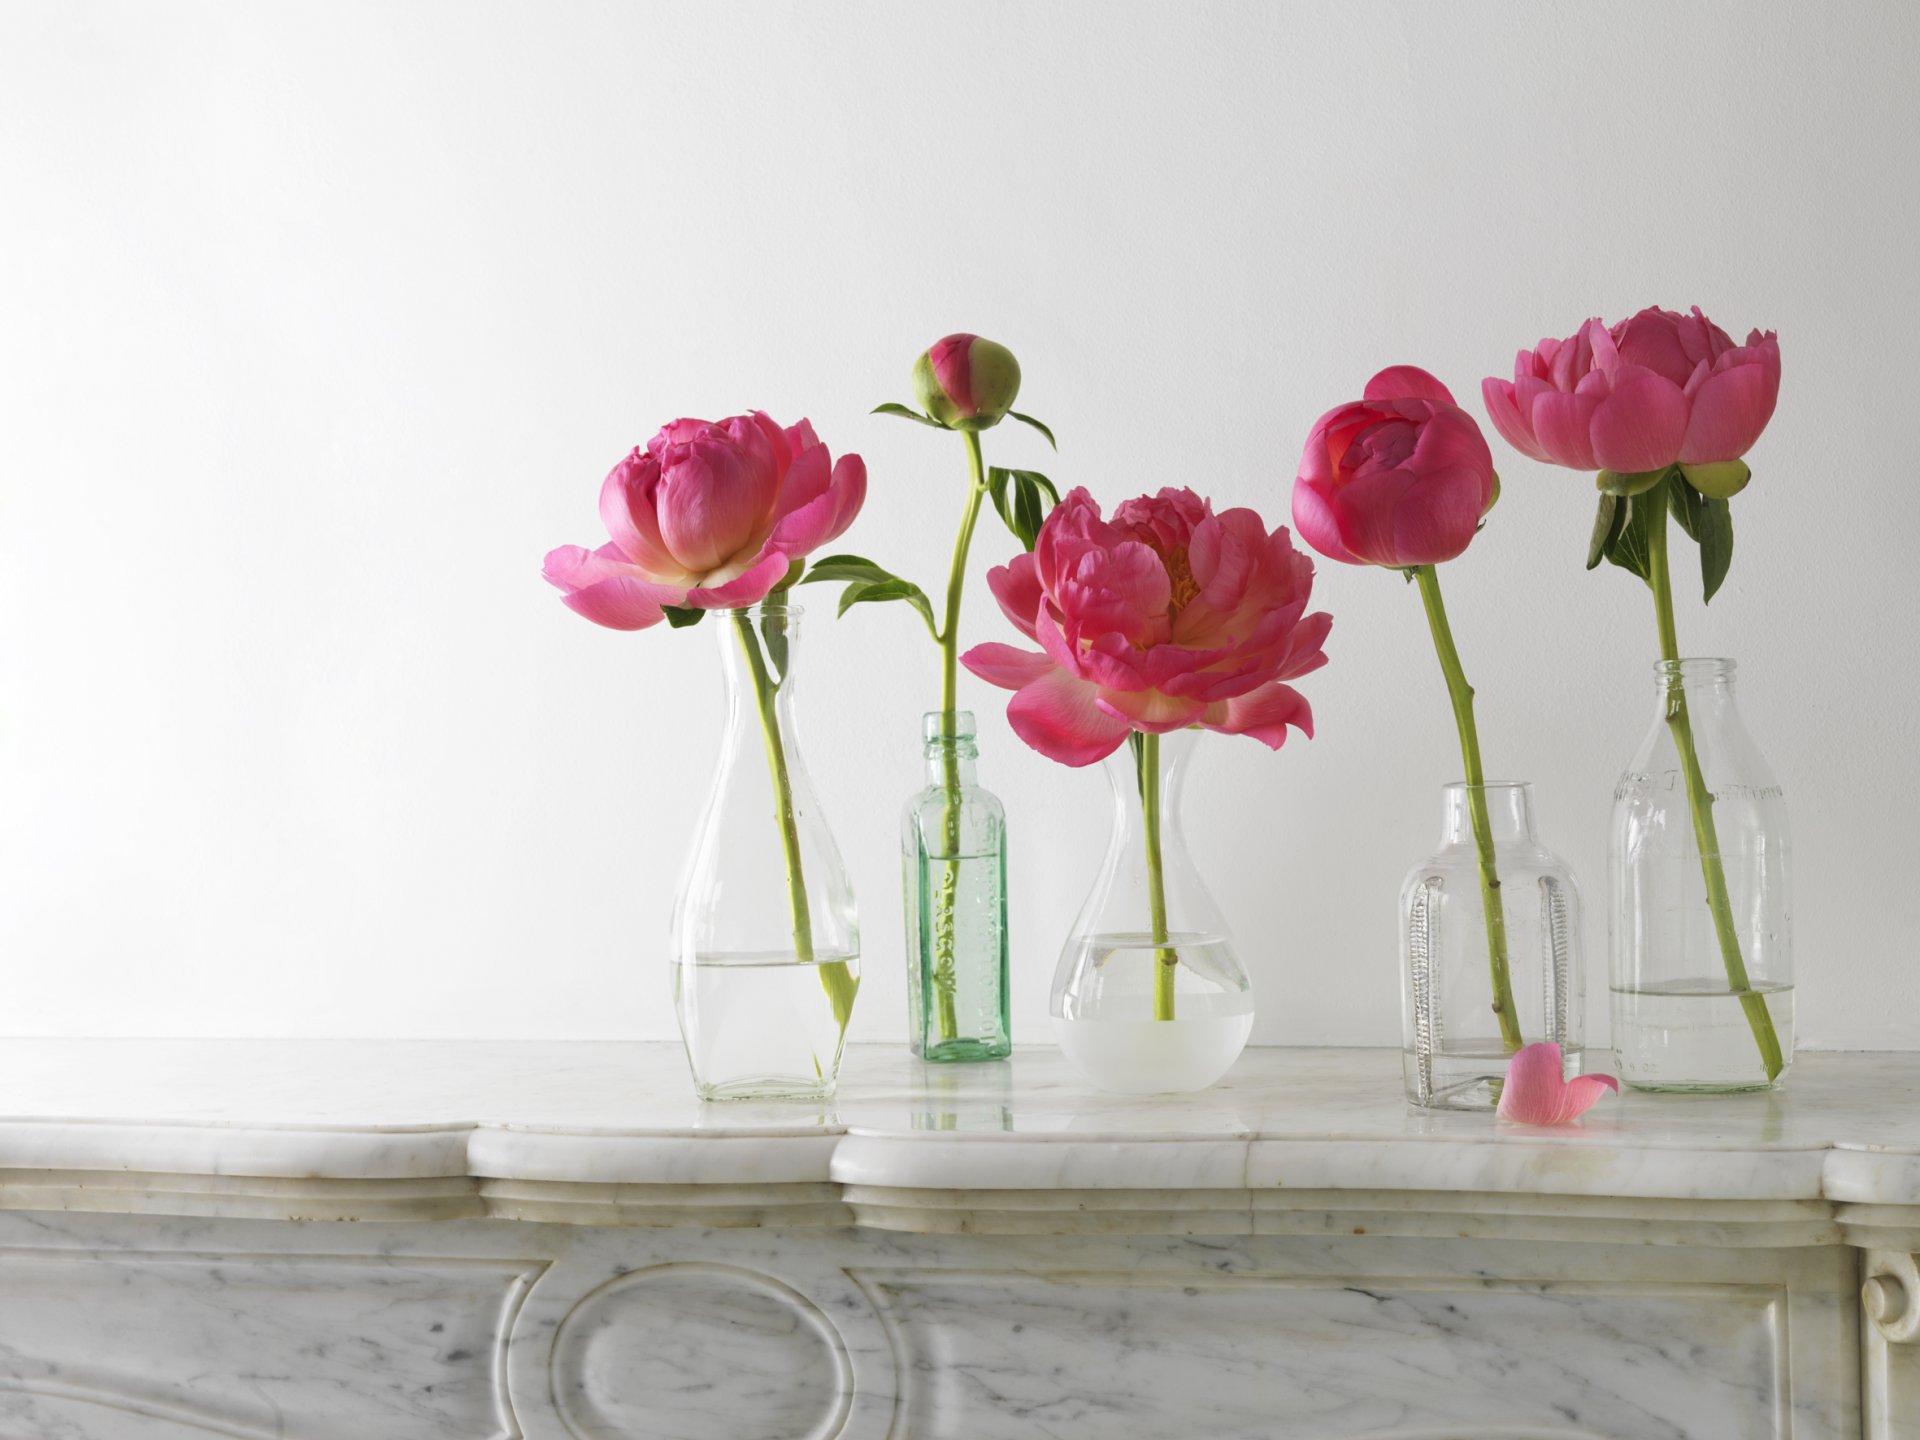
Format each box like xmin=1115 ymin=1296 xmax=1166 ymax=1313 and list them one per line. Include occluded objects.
xmin=1496 ymin=1043 xmax=1620 ymax=1126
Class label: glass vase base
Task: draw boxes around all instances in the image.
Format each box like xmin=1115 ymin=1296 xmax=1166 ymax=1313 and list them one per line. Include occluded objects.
xmin=916 ymin=1036 xmax=1012 ymax=1065
xmin=1611 ymin=980 xmax=1794 ymax=1094
xmin=693 ymin=1075 xmax=835 ymax=1104
xmin=1053 ymin=1012 xmax=1252 ymax=1094
xmin=1402 ymin=1043 xmax=1586 ymax=1111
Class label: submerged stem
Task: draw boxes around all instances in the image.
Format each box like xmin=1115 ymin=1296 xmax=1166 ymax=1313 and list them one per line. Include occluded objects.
xmin=1136 ymin=732 xmax=1178 ymax=1022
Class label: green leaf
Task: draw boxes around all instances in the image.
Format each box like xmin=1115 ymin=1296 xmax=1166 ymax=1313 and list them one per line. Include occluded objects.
xmin=769 ymin=557 xmax=806 ymax=592
xmin=1663 ymin=473 xmax=1734 ymax=603
xmin=799 ymin=555 xmax=940 ymax=640
xmin=1587 ymin=493 xmax=1624 ymax=571
xmin=662 ymin=605 xmax=705 ymax=629
xmin=1597 ymin=467 xmax=1671 ymax=497
xmin=1008 ymin=411 xmax=1057 ymax=450
xmin=987 ymin=468 xmax=1062 ymax=551
xmin=1603 ymin=492 xmax=1655 ymax=585
xmin=871 ymin=401 xmax=945 ymax=429
xmin=798 ymin=554 xmax=900 ymax=587
xmin=838 ymin=577 xmax=939 ymax=639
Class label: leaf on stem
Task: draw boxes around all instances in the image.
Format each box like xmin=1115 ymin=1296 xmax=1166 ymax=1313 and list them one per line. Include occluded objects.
xmin=1008 ymin=411 xmax=1057 ymax=450
xmin=1602 ymin=491 xmax=1655 ymax=585
xmin=987 ymin=467 xmax=1062 ymax=551
xmin=797 ymin=554 xmax=939 ymax=640
xmin=871 ymin=401 xmax=946 ymax=429
xmin=1668 ymin=472 xmax=1734 ymax=603
xmin=1587 ymin=493 xmax=1623 ymax=571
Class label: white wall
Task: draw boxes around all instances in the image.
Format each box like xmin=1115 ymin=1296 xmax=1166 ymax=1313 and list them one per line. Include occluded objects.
xmin=3 ymin=0 xmax=1915 ymax=1049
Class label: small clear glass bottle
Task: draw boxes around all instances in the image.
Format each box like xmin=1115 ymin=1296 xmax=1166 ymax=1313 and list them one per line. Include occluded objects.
xmin=1053 ymin=729 xmax=1254 ymax=1094
xmin=1612 ymin=658 xmax=1792 ymax=1092
xmin=1401 ymin=781 xmax=1583 ymax=1109
xmin=672 ymin=603 xmax=860 ymax=1101
xmin=901 ymin=711 xmax=1010 ymax=1062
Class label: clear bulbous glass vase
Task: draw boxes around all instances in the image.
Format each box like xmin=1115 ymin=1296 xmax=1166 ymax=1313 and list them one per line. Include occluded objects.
xmin=1400 ymin=782 xmax=1584 ymax=1109
xmin=1611 ymin=658 xmax=1792 ymax=1093
xmin=1052 ymin=729 xmax=1254 ymax=1094
xmin=901 ymin=711 xmax=1011 ymax=1063
xmin=671 ymin=603 xmax=860 ymax=1101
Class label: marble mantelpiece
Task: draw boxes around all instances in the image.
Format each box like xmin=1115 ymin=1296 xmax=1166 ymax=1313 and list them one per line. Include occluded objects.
xmin=0 ymin=1042 xmax=1915 ymax=1438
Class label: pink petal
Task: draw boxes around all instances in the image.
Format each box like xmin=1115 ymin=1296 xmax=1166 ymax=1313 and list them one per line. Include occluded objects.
xmin=655 ymin=437 xmax=775 ymax=574
xmin=1200 ymin=681 xmax=1313 ymax=748
xmin=1677 ymin=362 xmax=1777 ymax=464
xmin=559 ymin=575 xmax=688 ymax=631
xmin=1527 ymin=389 xmax=1601 ymax=471
xmin=766 ymin=441 xmax=831 ymax=526
xmin=598 ymin=452 xmax=686 ymax=578
xmin=1005 ymin=667 xmax=1133 ymax=767
xmin=1095 ymin=687 xmax=1208 ymax=732
xmin=1479 ymin=378 xmax=1542 ymax=462
xmin=1587 ymin=373 xmax=1689 ymax=473
xmin=1496 ymin=1042 xmax=1619 ymax=1125
xmin=986 ymin=556 xmax=1045 ymax=641
xmin=542 ymin=543 xmax=632 ymax=592
xmin=1363 ymin=365 xmax=1455 ymax=405
xmin=962 ymin=642 xmax=1056 ymax=690
xmin=683 ymin=549 xmax=794 ymax=610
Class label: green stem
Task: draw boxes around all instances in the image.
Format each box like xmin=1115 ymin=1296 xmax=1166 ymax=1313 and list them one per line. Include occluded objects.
xmin=926 ymin=432 xmax=990 ymax=1045
xmin=1643 ymin=494 xmax=1784 ymax=1080
xmin=731 ymin=608 xmax=856 ymax=1033
xmin=1138 ymin=733 xmax=1178 ymax=1022
xmin=1413 ymin=565 xmax=1522 ymax=1054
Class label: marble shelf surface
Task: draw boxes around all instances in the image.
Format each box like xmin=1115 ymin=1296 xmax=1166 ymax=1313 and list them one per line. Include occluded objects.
xmin=0 ymin=1041 xmax=1915 ymax=1207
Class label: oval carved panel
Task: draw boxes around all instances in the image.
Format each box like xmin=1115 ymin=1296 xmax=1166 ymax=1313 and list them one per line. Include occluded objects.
xmin=552 ymin=1262 xmax=852 ymax=1440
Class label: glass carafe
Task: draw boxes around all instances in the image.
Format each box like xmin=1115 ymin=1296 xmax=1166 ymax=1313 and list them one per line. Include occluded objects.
xmin=1401 ymin=782 xmax=1584 ymax=1109
xmin=671 ymin=603 xmax=860 ymax=1101
xmin=1052 ymin=729 xmax=1253 ymax=1094
xmin=1611 ymin=658 xmax=1792 ymax=1092
xmin=901 ymin=711 xmax=1011 ymax=1062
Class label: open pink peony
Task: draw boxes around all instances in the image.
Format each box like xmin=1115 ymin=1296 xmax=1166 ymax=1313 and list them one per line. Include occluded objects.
xmin=1481 ymin=307 xmax=1780 ymax=476
xmin=1496 ymin=1043 xmax=1619 ymax=1126
xmin=544 ymin=413 xmax=866 ymax=629
xmin=961 ymin=487 xmax=1332 ymax=767
xmin=1294 ymin=365 xmax=1498 ymax=568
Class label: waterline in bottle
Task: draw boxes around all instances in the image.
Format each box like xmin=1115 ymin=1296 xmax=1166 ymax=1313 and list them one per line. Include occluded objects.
xmin=1054 ymin=933 xmax=1252 ymax=1092
xmin=674 ymin=950 xmax=859 ymax=1101
xmin=1611 ymin=978 xmax=1794 ymax=1092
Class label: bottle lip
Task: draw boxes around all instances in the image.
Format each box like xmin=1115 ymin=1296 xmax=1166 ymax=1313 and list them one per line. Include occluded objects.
xmin=718 ymin=601 xmax=804 ymax=619
xmin=923 ymin=709 xmax=978 ymax=743
xmin=1654 ymin=656 xmax=1735 ymax=682
xmin=1440 ymin=780 xmax=1532 ymax=794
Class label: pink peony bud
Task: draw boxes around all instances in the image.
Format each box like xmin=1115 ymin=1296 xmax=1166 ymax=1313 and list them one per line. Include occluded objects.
xmin=912 ymin=333 xmax=1022 ymax=430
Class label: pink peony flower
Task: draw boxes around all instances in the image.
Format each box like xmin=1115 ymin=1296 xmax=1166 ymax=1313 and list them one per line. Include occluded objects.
xmin=1496 ymin=1043 xmax=1619 ymax=1126
xmin=1294 ymin=366 xmax=1498 ymax=568
xmin=543 ymin=413 xmax=866 ymax=630
xmin=1481 ymin=307 xmax=1780 ymax=477
xmin=962 ymin=487 xmax=1332 ymax=767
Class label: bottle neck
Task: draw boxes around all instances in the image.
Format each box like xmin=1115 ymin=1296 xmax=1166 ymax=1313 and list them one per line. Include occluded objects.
xmin=923 ymin=710 xmax=980 ymax=786
xmin=1653 ymin=657 xmax=1737 ymax=717
xmin=715 ymin=602 xmax=802 ymax=726
xmin=1440 ymin=781 xmax=1536 ymax=845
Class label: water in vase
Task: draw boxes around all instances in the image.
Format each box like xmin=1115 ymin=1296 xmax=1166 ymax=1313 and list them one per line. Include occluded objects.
xmin=1612 ymin=977 xmax=1795 ymax=1092
xmin=674 ymin=949 xmax=859 ymax=1101
xmin=1053 ymin=932 xmax=1253 ymax=1094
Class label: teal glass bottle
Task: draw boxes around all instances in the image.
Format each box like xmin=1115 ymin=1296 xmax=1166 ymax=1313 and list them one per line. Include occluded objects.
xmin=901 ymin=711 xmax=1011 ymax=1061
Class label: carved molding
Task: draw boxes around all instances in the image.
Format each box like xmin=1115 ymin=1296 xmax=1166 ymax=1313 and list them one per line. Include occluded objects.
xmin=1865 ymin=1251 xmax=1920 ymax=1345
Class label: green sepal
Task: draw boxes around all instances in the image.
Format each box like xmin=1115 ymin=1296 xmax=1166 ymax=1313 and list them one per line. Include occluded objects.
xmin=797 ymin=554 xmax=939 ymax=641
xmin=1597 ymin=466 xmax=1669 ymax=497
xmin=1008 ymin=411 xmax=1057 ymax=450
xmin=769 ymin=557 xmax=806 ymax=592
xmin=1679 ymin=459 xmax=1751 ymax=499
xmin=1668 ymin=472 xmax=1734 ymax=602
xmin=987 ymin=468 xmax=1062 ymax=551
xmin=1587 ymin=493 xmax=1624 ymax=570
xmin=662 ymin=605 xmax=705 ymax=629
xmin=871 ymin=401 xmax=946 ymax=429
